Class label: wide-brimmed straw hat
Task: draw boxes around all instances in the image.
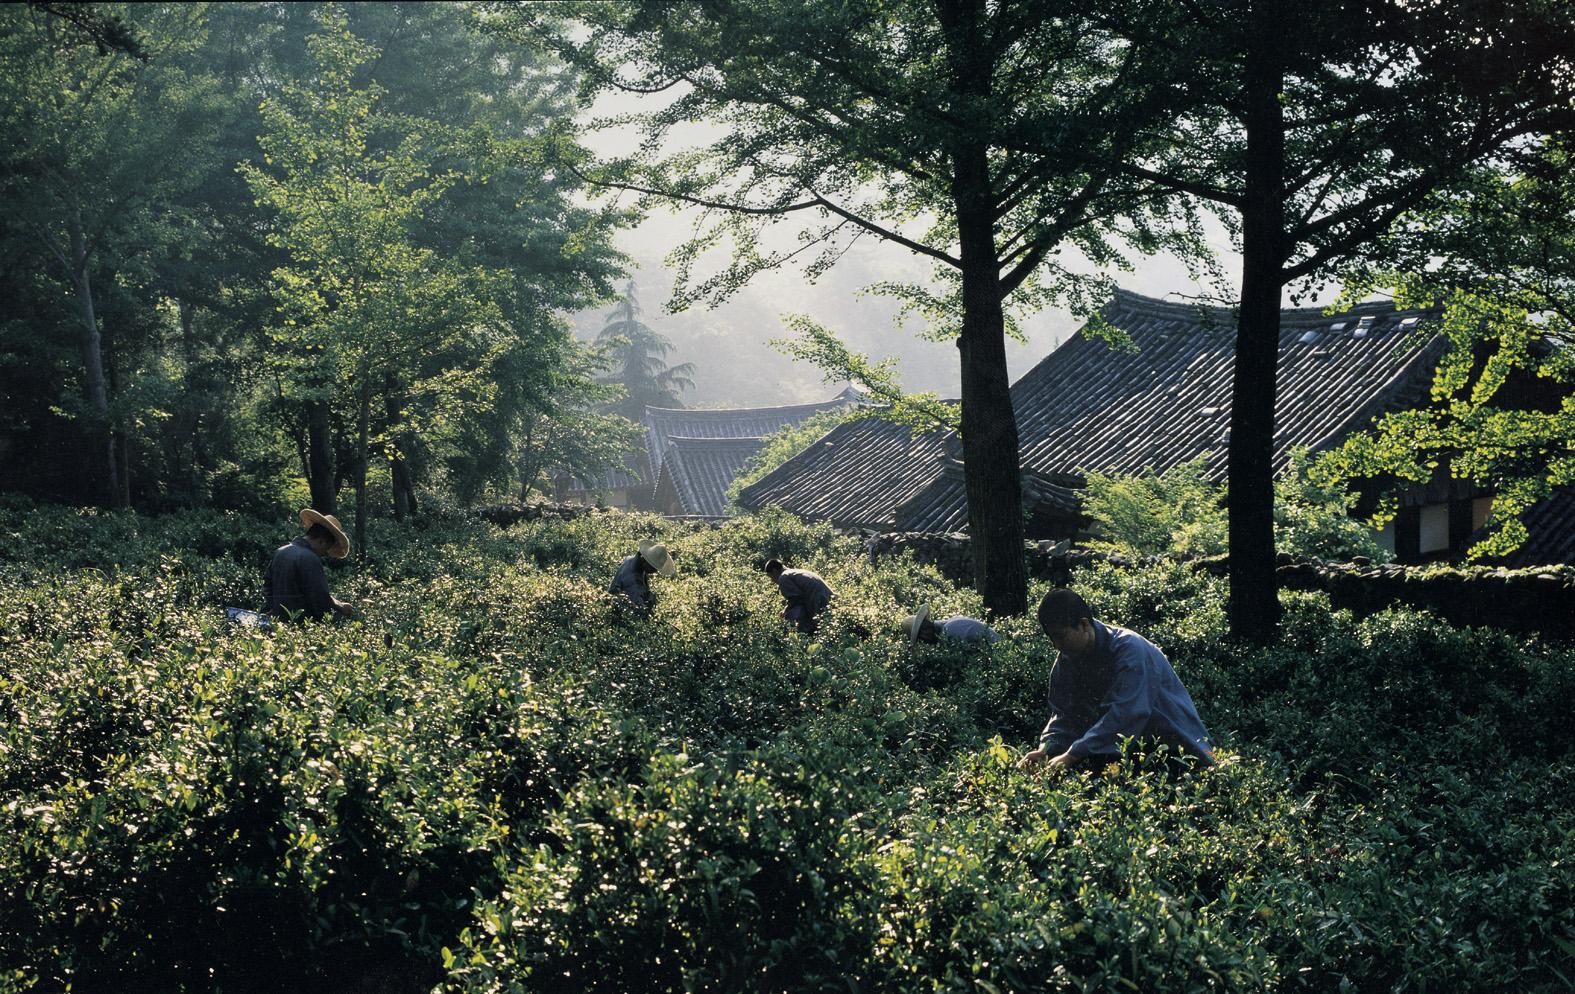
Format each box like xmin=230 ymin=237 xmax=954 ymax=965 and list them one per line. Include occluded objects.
xmin=903 ymin=603 xmax=932 ymax=643
xmin=299 ymin=508 xmax=350 ymax=560
xmin=638 ymin=539 xmax=676 ymax=578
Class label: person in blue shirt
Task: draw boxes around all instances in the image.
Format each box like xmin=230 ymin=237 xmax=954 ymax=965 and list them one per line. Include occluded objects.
xmin=1018 ymin=588 xmax=1214 ymax=772
xmin=903 ymin=603 xmax=1000 ymax=645
xmin=608 ymin=540 xmax=676 ymax=613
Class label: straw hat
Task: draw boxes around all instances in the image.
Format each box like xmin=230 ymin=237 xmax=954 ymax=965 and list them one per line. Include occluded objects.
xmin=638 ymin=539 xmax=676 ymax=578
xmin=299 ymin=508 xmax=350 ymax=560
xmin=903 ymin=603 xmax=932 ymax=643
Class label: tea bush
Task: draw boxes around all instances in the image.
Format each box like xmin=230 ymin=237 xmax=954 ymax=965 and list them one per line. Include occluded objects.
xmin=0 ymin=498 xmax=1571 ymax=992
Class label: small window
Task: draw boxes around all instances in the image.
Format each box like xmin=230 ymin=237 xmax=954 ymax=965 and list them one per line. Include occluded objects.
xmin=1472 ymin=496 xmax=1493 ymax=532
xmin=1329 ymin=322 xmax=1347 ymax=332
xmin=1373 ymin=521 xmax=1396 ymax=554
xmin=1400 ymin=316 xmax=1419 ymax=328
xmin=1419 ymin=503 xmax=1450 ymax=554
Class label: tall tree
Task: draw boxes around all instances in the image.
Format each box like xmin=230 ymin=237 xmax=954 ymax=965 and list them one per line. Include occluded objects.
xmin=1103 ymin=0 xmax=1575 ymax=640
xmin=0 ymin=2 xmax=225 ymax=506
xmin=494 ymin=0 xmax=1201 ymax=616
xmin=594 ymin=281 xmax=695 ymax=422
xmin=242 ymin=5 xmax=502 ymax=553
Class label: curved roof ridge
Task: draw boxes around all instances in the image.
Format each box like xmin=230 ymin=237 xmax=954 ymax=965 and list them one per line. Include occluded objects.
xmin=1106 ymin=286 xmax=1436 ymax=326
xmin=664 ymin=434 xmax=770 ymax=447
xmin=643 ymin=397 xmax=848 ymax=420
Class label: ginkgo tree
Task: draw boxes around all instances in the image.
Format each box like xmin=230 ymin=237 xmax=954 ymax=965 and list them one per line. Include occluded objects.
xmin=1318 ymin=134 xmax=1575 ymax=559
xmin=242 ymin=5 xmax=504 ymax=554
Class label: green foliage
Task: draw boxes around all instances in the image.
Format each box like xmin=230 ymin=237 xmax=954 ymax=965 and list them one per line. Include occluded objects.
xmin=0 ymin=2 xmax=626 ymax=516
xmin=1273 ymin=451 xmax=1395 ymax=563
xmin=0 ymin=2 xmax=231 ymax=504
xmin=1 ymin=502 xmax=1571 ymax=992
xmin=512 ymin=337 xmax=643 ymax=502
xmin=1082 ymin=453 xmax=1392 ymax=562
xmin=1323 ymin=134 xmax=1575 ymax=559
xmin=241 ymin=5 xmax=512 ymax=543
xmin=770 ymin=315 xmax=959 ymax=433
xmin=1082 ymin=456 xmax=1228 ymax=558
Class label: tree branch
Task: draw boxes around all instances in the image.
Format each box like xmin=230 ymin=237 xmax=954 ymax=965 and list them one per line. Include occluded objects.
xmin=1118 ymin=162 xmax=1242 ymax=208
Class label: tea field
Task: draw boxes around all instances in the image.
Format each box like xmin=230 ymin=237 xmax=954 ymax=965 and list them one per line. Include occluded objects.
xmin=1 ymin=499 xmax=1572 ymax=993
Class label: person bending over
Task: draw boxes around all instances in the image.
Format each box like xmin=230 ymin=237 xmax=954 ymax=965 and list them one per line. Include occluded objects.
xmin=764 ymin=558 xmax=833 ymax=636
xmin=609 ymin=539 xmax=676 ymax=613
xmin=263 ymin=508 xmax=355 ymax=623
xmin=904 ymin=603 xmax=999 ymax=645
xmin=1018 ymin=588 xmax=1213 ymax=773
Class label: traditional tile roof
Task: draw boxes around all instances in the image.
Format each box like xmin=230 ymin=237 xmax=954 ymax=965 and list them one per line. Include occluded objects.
xmin=1503 ymin=487 xmax=1575 ymax=567
xmin=555 ymin=386 xmax=864 ymax=507
xmin=895 ymin=289 xmax=1445 ymax=532
xmin=654 ymin=435 xmax=768 ymax=518
xmin=738 ymin=289 xmax=1446 ymax=535
xmin=735 ymin=414 xmax=954 ymax=530
xmin=642 ymin=385 xmax=864 ymax=479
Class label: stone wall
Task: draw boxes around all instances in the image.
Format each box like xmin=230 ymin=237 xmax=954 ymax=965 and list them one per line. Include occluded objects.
xmin=862 ymin=531 xmax=1575 ymax=640
xmin=473 ymin=501 xmax=603 ymax=527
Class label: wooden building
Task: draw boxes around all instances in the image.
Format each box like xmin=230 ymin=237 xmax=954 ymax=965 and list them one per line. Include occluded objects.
xmin=741 ymin=290 xmax=1566 ymax=564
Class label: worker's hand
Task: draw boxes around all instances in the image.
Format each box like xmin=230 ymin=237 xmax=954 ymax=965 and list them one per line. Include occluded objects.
xmin=1016 ymin=747 xmax=1048 ymax=769
xmin=1045 ymin=751 xmax=1078 ymax=772
xmin=334 ymin=599 xmax=358 ymax=619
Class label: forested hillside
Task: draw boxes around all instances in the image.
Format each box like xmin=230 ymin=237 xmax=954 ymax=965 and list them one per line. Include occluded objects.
xmin=2 ymin=501 xmax=1570 ymax=992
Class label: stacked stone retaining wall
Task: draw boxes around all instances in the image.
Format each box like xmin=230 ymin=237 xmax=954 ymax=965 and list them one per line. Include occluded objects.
xmin=864 ymin=531 xmax=1575 ymax=640
xmin=473 ymin=502 xmax=603 ymax=527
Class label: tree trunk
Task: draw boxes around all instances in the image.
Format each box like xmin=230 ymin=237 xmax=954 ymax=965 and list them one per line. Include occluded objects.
xmin=67 ymin=212 xmax=120 ymax=507
xmin=391 ymin=455 xmax=414 ymax=521
xmin=518 ymin=420 xmax=537 ymax=502
xmin=106 ymin=345 xmax=130 ymax=508
xmin=306 ymin=398 xmax=336 ymax=515
xmin=1228 ymin=16 xmax=1286 ymax=643
xmin=178 ymin=300 xmax=205 ymax=499
xmin=355 ymin=378 xmax=370 ymax=562
xmin=939 ymin=0 xmax=1027 ymax=618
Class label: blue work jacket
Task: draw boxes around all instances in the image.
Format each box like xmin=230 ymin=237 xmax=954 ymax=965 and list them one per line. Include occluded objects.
xmin=1038 ymin=619 xmax=1214 ymax=763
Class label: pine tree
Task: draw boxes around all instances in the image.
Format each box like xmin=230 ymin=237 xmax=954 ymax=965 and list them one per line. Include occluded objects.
xmin=594 ymin=282 xmax=695 ymax=422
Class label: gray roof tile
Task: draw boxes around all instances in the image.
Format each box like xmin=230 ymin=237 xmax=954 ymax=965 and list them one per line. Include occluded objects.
xmin=656 ymin=435 xmax=768 ymax=518
xmin=739 ymin=289 xmax=1448 ymax=534
xmin=735 ymin=414 xmax=953 ymax=529
xmin=896 ymin=290 xmax=1445 ymax=531
xmin=1503 ymin=486 xmax=1575 ymax=567
xmin=642 ymin=388 xmax=862 ymax=477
